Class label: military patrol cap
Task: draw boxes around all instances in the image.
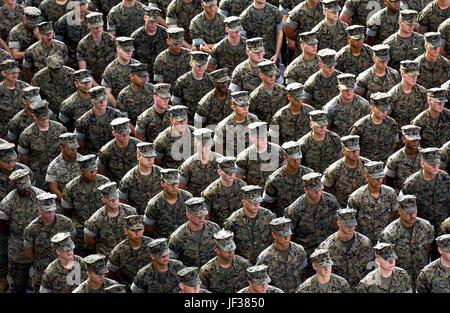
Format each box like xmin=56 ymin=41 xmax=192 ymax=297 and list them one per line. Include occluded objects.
xmin=86 ymin=12 xmax=104 ymax=27
xmin=23 ymin=6 xmax=41 ymax=18
xmin=46 ymin=53 xmax=64 ymax=70
xmin=125 ymin=215 xmax=144 ymax=230
xmin=370 ymin=92 xmax=390 ymax=111
xmin=37 ymin=192 xmax=57 ymax=211
xmin=398 ymin=194 xmax=417 ymax=213
xmin=30 ymin=99 xmax=52 ymax=119
xmin=0 ymin=142 xmax=17 ymax=162
xmin=248 ymin=121 xmax=268 ymax=138
xmin=373 ymin=242 xmax=397 ymax=260
xmin=427 ymin=87 xmax=448 ymax=102
xmin=258 ymin=60 xmax=278 ymax=76
xmin=214 ymin=229 xmax=236 ymax=251
xmin=224 ymin=16 xmax=242 ymax=32
xmin=137 ymin=142 xmax=157 ymax=157
xmin=424 ymin=32 xmax=444 ymax=48
xmin=185 ymin=197 xmax=209 ymax=216
xmin=38 ymin=22 xmax=53 ymax=34
xmin=77 ymin=154 xmax=97 ymax=171
xmin=129 ymin=62 xmax=149 ymax=76
xmin=51 ymin=232 xmax=75 ymax=252
xmin=337 ymin=73 xmax=356 ymax=90
xmin=168 ymin=105 xmax=188 ymax=121
xmin=365 ymin=161 xmax=385 ymax=178
xmin=286 ymin=82 xmax=306 ymax=100
xmin=270 ymin=217 xmax=293 ymax=237
xmin=371 ymin=44 xmax=390 ymax=61
xmin=210 ymin=68 xmax=230 ymax=83
xmin=116 ymin=37 xmax=134 ymax=52
xmin=160 ymin=168 xmax=180 ymax=184
xmin=104 ymin=284 xmax=126 ymax=293
xmin=317 ymin=48 xmax=337 ymax=66
xmin=298 ymin=31 xmax=318 ymax=45
xmin=88 ymin=86 xmax=107 ymax=102
xmin=177 ymin=267 xmax=202 ymax=287
xmin=110 ymin=117 xmax=131 ymax=135
xmin=246 ymin=37 xmax=265 ymax=53
xmin=153 ymin=83 xmax=171 ymax=98
xmin=401 ymin=125 xmax=421 ymax=141
xmin=190 ymin=51 xmax=208 ymax=66
xmin=310 ymin=249 xmax=334 ymax=267
xmin=217 ymin=156 xmax=237 ymax=173
xmin=149 ymin=238 xmax=170 ymax=257
xmin=399 ymin=9 xmax=419 ymax=26
xmin=167 ymin=27 xmax=184 ymax=44
xmin=337 ymin=208 xmax=357 ymax=226
xmin=84 ymin=254 xmax=109 ymax=274
xmin=23 ymin=86 xmax=41 ymax=102
xmin=309 ymin=110 xmax=328 ymax=127
xmin=281 ymin=141 xmax=302 ymax=159
xmin=346 ymin=25 xmax=365 ymax=40
xmin=59 ymin=133 xmax=80 ymax=149
xmin=420 ymin=147 xmax=440 ymax=165
xmin=247 ymin=264 xmax=271 ymax=284
xmin=322 ymin=0 xmax=341 ymax=12
xmin=202 ymin=0 xmax=217 ymax=5
xmin=302 ymin=172 xmax=323 ymax=191
xmin=341 ymin=135 xmax=360 ymax=151
xmin=72 ymin=69 xmax=92 ymax=83
xmin=193 ymin=128 xmax=214 ymax=146
xmin=436 ymin=234 xmax=450 ymax=252
xmin=144 ymin=6 xmax=161 ymax=21
xmin=400 ymin=60 xmax=420 ymax=76
xmin=231 ymin=90 xmax=250 ymax=106
xmin=98 ymin=182 xmax=119 ymax=200
xmin=241 ymin=185 xmax=263 ymax=203
xmin=1 ymin=59 xmax=20 ymax=73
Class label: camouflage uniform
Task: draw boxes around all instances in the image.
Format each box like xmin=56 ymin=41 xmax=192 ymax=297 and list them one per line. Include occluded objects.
xmin=0 ymin=4 xmax=23 ymax=42
xmin=402 ymin=0 xmax=430 ymax=11
xmin=341 ymin=0 xmax=384 ymax=26
xmin=40 ymin=255 xmax=87 ymax=293
xmin=231 ymin=58 xmax=267 ymax=94
xmin=72 ymin=277 xmax=118 ymax=293
xmin=440 ymin=140 xmax=450 ymax=172
xmin=415 ymin=49 xmax=450 ymax=90
xmin=311 ymin=20 xmax=349 ymax=53
xmin=383 ymin=32 xmax=425 ymax=71
xmin=7 ymin=110 xmax=35 ymax=143
xmin=208 ymin=36 xmax=247 ymax=74
xmin=58 ymin=91 xmax=93 ymax=131
xmin=335 ymin=44 xmax=373 ymax=77
xmin=165 ymin=0 xmax=203 ymax=44
xmin=411 ymin=108 xmax=450 ymax=149
xmin=356 ymin=266 xmax=412 ymax=293
xmin=135 ymin=105 xmax=172 ymax=143
xmin=132 ymin=258 xmax=185 ymax=293
xmin=385 ymin=145 xmax=423 ymax=193
xmin=416 ymin=257 xmax=450 ymax=293
xmin=153 ymin=47 xmax=191 ymax=86
xmin=218 ymin=0 xmax=252 ymax=16
xmin=249 ymin=83 xmax=289 ymax=125
xmin=284 ymin=54 xmax=320 ymax=85
xmin=355 ymin=66 xmax=401 ymax=100
xmin=417 ymin=0 xmax=450 ymax=33
xmin=8 ymin=22 xmax=38 ymax=61
xmin=38 ymin=0 xmax=70 ymax=26
xmin=23 ymin=38 xmax=68 ymax=76
xmin=366 ymin=8 xmax=400 ymax=46
xmin=88 ymin=0 xmax=121 ymax=17
xmin=296 ymin=273 xmax=351 ymax=293
xmin=107 ymin=1 xmax=146 ymax=37
xmin=196 ymin=88 xmax=233 ymax=126
xmin=0 ymin=78 xmax=30 ymax=139
xmin=189 ymin=10 xmax=226 ymax=46
xmin=438 ymin=17 xmax=450 ymax=56
xmin=0 ymin=163 xmax=33 ymax=200
xmin=440 ymin=217 xmax=450 ymax=235
xmin=101 ymin=57 xmax=139 ymax=99
xmin=303 ymin=69 xmax=342 ymax=110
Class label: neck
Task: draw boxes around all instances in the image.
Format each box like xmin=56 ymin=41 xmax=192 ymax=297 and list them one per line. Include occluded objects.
xmin=311 ymin=131 xmax=325 ymax=141
xmin=243 ymin=207 xmax=258 ymax=219
xmin=400 ymin=218 xmax=414 ymax=228
xmin=145 ymin=25 xmax=157 ymax=35
xmin=344 ymin=156 xmax=357 ymax=168
xmin=316 ymin=274 xmax=331 ymax=284
xmin=163 ymin=189 xmax=178 ymax=201
xmin=249 ymin=59 xmax=260 ymax=67
xmin=350 ymin=44 xmax=361 ymax=55
xmin=429 ymin=107 xmax=441 ymax=119
xmin=171 ymin=125 xmax=185 ymax=137
xmin=233 ymin=111 xmax=246 ymax=123
xmin=338 ymin=229 xmax=354 ymax=242
xmin=204 ymin=12 xmax=215 ymax=20
xmin=253 ymin=2 xmax=265 ymax=9
xmin=128 ymin=237 xmax=142 ymax=249
xmin=401 ymin=79 xmax=413 ymax=92
xmin=117 ymin=57 xmax=130 ymax=66
xmin=106 ymin=206 xmax=119 ymax=215
xmin=93 ymin=106 xmax=106 ymax=116
xmin=306 ymin=194 xmax=320 ymax=205
xmin=274 ymin=241 xmax=289 ymax=251
xmin=373 ymin=65 xmax=386 ymax=76
xmin=77 ymin=89 xmax=90 ymax=98
xmin=220 ymin=177 xmax=233 ymax=187
xmin=371 ymin=113 xmax=383 ymax=124
xmin=153 ymin=104 xmax=166 ymax=114
xmin=325 ymin=19 xmax=337 ymax=27
xmin=154 ymin=261 xmax=168 ymax=272
xmin=4 ymin=79 xmax=16 ymax=89
xmin=339 ymin=94 xmax=354 ymax=103
xmin=404 ymin=145 xmax=418 ymax=156
xmin=425 ymin=52 xmax=438 ymax=62
xmin=218 ymin=255 xmax=232 ymax=268
xmin=284 ymin=164 xmax=299 ymax=175
xmin=198 ymin=150 xmax=210 ymax=163
xmin=115 ymin=138 xmax=129 ymax=148
xmin=62 ymin=153 xmax=76 ymax=162
xmin=398 ymin=29 xmax=411 ymax=38
xmin=87 ymin=278 xmax=102 ymax=290
xmin=262 ymin=81 xmax=274 ymax=89
xmin=59 ymin=256 xmax=74 ymax=268
xmin=42 ymin=217 xmax=54 ymax=226
xmin=192 ymin=70 xmax=204 ymax=80
xmin=138 ymin=163 xmax=152 ymax=175
xmin=81 ymin=176 xmax=94 ymax=184
xmin=306 ymin=0 xmax=318 ymax=8
xmin=379 ymin=266 xmax=392 ymax=278
xmin=289 ymin=101 xmax=302 ymax=114
xmin=131 ymin=81 xmax=143 ymax=91
xmin=36 ymin=123 xmax=49 ymax=132
xmin=5 ymin=2 xmax=15 ymax=10
xmin=422 ymin=169 xmax=436 ymax=180
xmin=92 ymin=32 xmax=102 ymax=41
xmin=302 ymin=51 xmax=315 ymax=61
xmin=437 ymin=0 xmax=449 ymax=8
xmin=215 ymin=88 xmax=227 ymax=98
xmin=368 ymin=183 xmax=381 ymax=196
xmin=188 ymin=221 xmax=203 ymax=232
xmin=441 ymin=256 xmax=450 ymax=268
xmin=228 ymin=35 xmax=240 ymax=46
xmin=123 ymin=0 xmax=135 ymax=7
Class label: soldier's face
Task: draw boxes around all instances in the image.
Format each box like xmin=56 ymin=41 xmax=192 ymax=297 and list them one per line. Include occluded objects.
xmin=171 ymin=119 xmax=188 ymax=133
xmin=339 ymin=87 xmax=354 ymax=101
xmin=301 ymin=42 xmax=317 ymax=56
xmin=402 ymin=137 xmax=419 ymax=150
xmin=349 ymin=37 xmax=364 ymax=49
xmin=162 ymin=182 xmax=179 ymax=196
xmin=81 ymin=168 xmax=97 ymax=181
xmin=313 ymin=264 xmax=332 ymax=278
xmin=0 ymin=159 xmax=15 ymax=173
xmin=113 ymin=131 xmax=130 ymax=145
xmin=320 ymin=63 xmax=335 ymax=76
xmin=3 ymin=71 xmax=18 ymax=83
xmin=250 ymin=135 xmax=267 ymax=148
xmin=399 ymin=20 xmax=414 ymax=36
xmin=192 ymin=63 xmax=207 ymax=76
xmin=274 ymin=233 xmax=291 ymax=247
xmin=304 ymin=188 xmax=323 ymax=203
xmin=343 ymin=148 xmax=359 ymax=161
xmin=248 ymin=50 xmax=265 ymax=63
xmin=376 ymin=256 xmax=396 ymax=272
xmin=38 ymin=207 xmax=56 ymax=224
xmin=217 ymin=248 xmax=235 ymax=262
xmin=61 ymin=146 xmax=78 ymax=160
xmin=168 ymin=40 xmax=182 ymax=54
xmin=227 ymin=29 xmax=241 ymax=41
xmin=57 ymin=248 xmax=74 ymax=261
xmin=35 ymin=117 xmax=50 ymax=129
xmin=93 ymin=98 xmax=107 ymax=111
xmin=89 ymin=25 xmax=103 ymax=36
xmin=126 ymin=228 xmax=144 ymax=242
xmin=104 ymin=197 xmax=119 ymax=210
xmin=338 ymin=222 xmax=355 ymax=236
xmin=285 ymin=156 xmax=301 ymax=169
xmin=154 ymin=95 xmax=170 ymax=111
xmin=188 ymin=212 xmax=206 ymax=228
xmin=308 ymin=0 xmax=320 ymax=5
xmin=401 ymin=72 xmax=418 ymax=86
xmin=261 ymin=73 xmax=276 ymax=86
xmin=425 ymin=44 xmax=440 ymax=57
xmin=144 ymin=17 xmax=158 ymax=33
xmin=219 ymin=169 xmax=235 ymax=183
xmin=370 ymin=106 xmax=387 ymax=120
xmin=324 ymin=10 xmax=339 ymax=22
xmin=399 ymin=209 xmax=416 ymax=226
xmin=428 ymin=99 xmax=445 ymax=114
xmin=153 ymin=253 xmax=170 ymax=267
xmin=17 ymin=187 xmax=30 ymax=197
xmin=117 ymin=47 xmax=133 ymax=62
xmin=385 ymin=0 xmax=400 ymax=12
xmin=311 ymin=123 xmax=327 ymax=136
xmin=421 ymin=159 xmax=440 ymax=176
xmin=373 ymin=57 xmax=388 ymax=70
xmin=76 ymin=80 xmax=93 ymax=93
xmin=366 ymin=175 xmax=383 ymax=189
xmin=214 ymin=81 xmax=229 ymax=93
xmin=232 ymin=104 xmax=249 ymax=117
xmin=243 ymin=199 xmax=260 ymax=215
xmin=139 ymin=155 xmax=154 ymax=168
xmin=131 ymin=73 xmax=147 ymax=87
xmin=203 ymin=4 xmax=217 ymax=16
xmin=255 ymin=0 xmax=266 ymax=4
xmin=41 ymin=32 xmax=53 ymax=47
xmin=249 ymin=281 xmax=268 ymax=293
xmin=87 ymin=271 xmax=105 ymax=285
xmin=180 ymin=283 xmax=200 ymax=293
xmin=438 ymin=248 xmax=450 ymax=263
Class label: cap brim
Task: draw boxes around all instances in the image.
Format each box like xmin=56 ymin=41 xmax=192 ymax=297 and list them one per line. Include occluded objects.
xmin=315 ymin=260 xmax=334 ymax=267
xmin=312 ymin=121 xmax=328 ymax=127
xmin=249 ymin=47 xmax=265 ymax=53
xmin=171 ymin=116 xmax=188 ymax=122
xmin=246 ymin=196 xmax=263 ymax=203
xmin=235 ymin=100 xmax=250 ymax=106
xmin=304 ymin=39 xmax=319 ymax=45
xmin=423 ymin=158 xmax=440 ymax=165
xmin=403 ymin=207 xmax=418 ymax=214
xmin=60 ymin=241 xmax=75 ymax=252
xmin=128 ymin=225 xmax=144 ymax=231
xmin=429 ymin=97 xmax=448 ymax=103
xmin=93 ymin=96 xmax=107 ymax=102
xmin=192 ymin=60 xmax=207 ymax=66
xmin=155 ymin=248 xmax=170 ymax=257
xmin=169 ymin=38 xmax=183 ymax=44
xmin=214 ymin=77 xmax=231 ymax=83
xmin=155 ymin=92 xmax=171 ymax=98
xmin=140 ymin=152 xmax=157 ymax=158
xmin=322 ymin=61 xmax=337 ymax=67
xmin=375 ymin=55 xmax=390 ymax=61
xmin=184 ymin=278 xmax=202 ymax=287
xmin=79 ymin=78 xmax=92 ymax=83
xmin=81 ymin=165 xmax=98 ymax=172
xmin=404 ymin=71 xmax=420 ymax=76
xmin=7 ymin=68 xmax=20 ymax=73
xmin=90 ymin=22 xmax=104 ymax=27
xmin=219 ymin=242 xmax=236 ymax=252
xmin=134 ymin=71 xmax=149 ymax=77
xmin=227 ymin=26 xmax=242 ymax=32
xmin=104 ymin=191 xmax=119 ymax=200
xmin=404 ymin=134 xmax=421 ymax=141
xmin=339 ymin=84 xmax=355 ymax=90
xmin=221 ymin=167 xmax=237 ymax=174
xmin=190 ymin=208 xmax=209 ymax=217
xmin=344 ymin=145 xmax=360 ymax=151
xmin=349 ymin=34 xmax=365 ymax=40
xmin=368 ymin=172 xmax=385 ymax=179
xmin=274 ymin=229 xmax=293 ymax=237
xmin=162 ymin=179 xmax=180 ymax=185
xmin=286 ymin=152 xmax=302 ymax=159
xmin=344 ymin=220 xmax=357 ymax=227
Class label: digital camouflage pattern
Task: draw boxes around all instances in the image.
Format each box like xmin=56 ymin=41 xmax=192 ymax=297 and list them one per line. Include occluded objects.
xmin=84 ymin=203 xmax=137 ymax=257
xmin=116 ymin=82 xmax=154 ymax=126
xmin=402 ymin=0 xmax=429 ymax=11
xmin=58 ymin=91 xmax=93 ymax=130
xmin=132 ymin=259 xmax=185 ymax=293
xmin=178 ymin=152 xmax=221 ymax=197
xmin=7 ymin=110 xmax=35 ymax=142
xmin=341 ymin=0 xmax=384 ymax=27
xmin=76 ymin=31 xmax=117 ymax=83
xmin=119 ymin=165 xmax=163 ymax=215
xmin=297 ymin=130 xmax=343 ymax=173
xmin=411 ymin=108 xmax=450 ymax=149
xmin=238 ymin=285 xmax=283 ymax=293
xmin=401 ymin=169 xmax=450 ymax=232
xmin=202 ymin=177 xmax=247 ymax=226
xmin=284 ymin=54 xmax=320 ymax=85
xmin=347 ymin=184 xmax=398 ymax=243
xmin=153 ymin=47 xmax=191 ymax=86
xmin=196 ymin=88 xmax=233 ymax=126
xmin=440 ymin=141 xmax=450 ymax=172
xmin=107 ymin=236 xmax=153 ymax=287
xmin=45 ymin=152 xmax=81 ymax=198
xmin=18 ymin=121 xmax=67 ymax=189
xmin=223 ymin=207 xmax=276 ymax=264
xmin=8 ymin=22 xmax=38 ymax=57
xmin=415 ymin=53 xmax=450 ymax=90
xmin=249 ymin=83 xmax=289 ymax=125
xmin=135 ymin=105 xmax=172 ymax=143
xmin=72 ymin=277 xmax=119 ymax=293
xmin=23 ymin=39 xmax=68 ymax=75
xmin=144 ymin=189 xmax=192 ymax=238
xmin=356 ymin=267 xmax=412 ymax=293
xmin=349 ymin=114 xmax=399 ymax=162
xmin=335 ymin=44 xmax=373 ymax=77
xmin=366 ymin=8 xmax=400 ymax=46
xmin=417 ymin=0 xmax=450 ymax=33
xmin=0 ymin=79 xmax=30 ymax=139
xmin=303 ymin=70 xmax=342 ymax=110
xmin=231 ymin=59 xmax=267 ymax=93
xmin=107 ymin=1 xmax=145 ymax=37
xmin=74 ymin=106 xmax=123 ymax=155
xmin=416 ymin=257 xmax=450 ymax=293
xmin=208 ymin=36 xmax=247 ymax=73
xmin=322 ymin=94 xmax=370 ymax=137
xmin=218 ymin=0 xmax=252 ymax=16
xmin=256 ymin=241 xmax=308 ymax=293
xmin=296 ymin=273 xmax=351 ymax=293
xmin=89 ymin=0 xmax=122 ymax=17
xmin=383 ymin=32 xmax=425 ymax=70
xmin=385 ymin=148 xmax=422 ymax=193
xmin=378 ymin=217 xmax=435 ymax=290
xmin=0 ymin=3 xmax=23 ymax=42
xmin=322 ymin=156 xmax=370 ymax=207
xmin=38 ymin=0 xmax=70 ymax=26
xmin=270 ymin=102 xmax=314 ymax=144
xmin=355 ymin=66 xmax=401 ymax=100
xmin=311 ymin=20 xmax=348 ymax=52
xmin=318 ymin=231 xmax=374 ymax=289
xmin=165 ymin=0 xmax=203 ymax=44
xmin=172 ymin=71 xmax=214 ymax=122
xmin=40 ymin=255 xmax=87 ymax=293
xmin=31 ymin=66 xmax=77 ymax=114
xmin=438 ymin=18 xmax=450 ymax=56
xmin=0 ymin=162 xmax=33 ymax=200
xmin=199 ymin=254 xmax=250 ymax=293
xmin=102 ymin=58 xmax=139 ymax=99
xmin=97 ymin=136 xmax=140 ymax=183
xmin=189 ymin=10 xmax=226 ymax=45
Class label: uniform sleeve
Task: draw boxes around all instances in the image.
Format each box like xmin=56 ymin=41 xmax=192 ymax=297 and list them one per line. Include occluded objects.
xmin=415 ymin=269 xmax=430 ymax=293
xmin=168 ymin=232 xmax=181 ymax=259
xmin=23 ymin=224 xmax=34 ymax=248
xmin=61 ymin=184 xmax=74 ymax=209
xmin=322 ymin=164 xmax=337 ymax=187
xmin=171 ymin=78 xmax=184 ymax=104
xmin=153 ymin=133 xmax=166 ymax=159
xmin=366 ymin=11 xmax=382 ymax=36
xmin=83 ymin=214 xmax=99 ymax=238
xmin=178 ymin=160 xmax=190 ymax=185
xmin=143 ymin=198 xmax=157 ymax=226
xmin=235 ymin=150 xmax=248 ymax=176
xmin=263 ymin=177 xmax=278 ymax=203
xmin=107 ymin=248 xmax=120 ymax=272
xmin=230 ymin=68 xmax=243 ymax=92
xmin=355 ymin=73 xmax=367 ymax=96
xmin=23 ymin=48 xmax=33 ymax=69
xmin=106 ymin=10 xmax=117 ymax=32
xmin=384 ymin=153 xmax=398 ymax=178
xmin=18 ymin=129 xmax=31 ymax=155
xmin=131 ymin=271 xmax=147 ymax=293
xmin=76 ymin=40 xmax=87 ymax=61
